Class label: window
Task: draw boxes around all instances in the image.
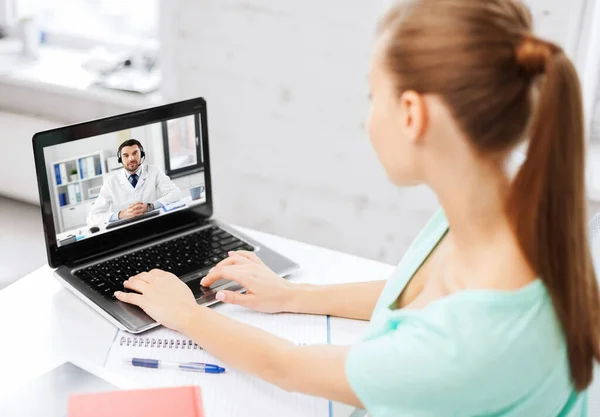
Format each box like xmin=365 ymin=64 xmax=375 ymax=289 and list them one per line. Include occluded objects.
xmin=162 ymin=115 xmax=204 ymax=178
xmin=14 ymin=0 xmax=158 ymax=49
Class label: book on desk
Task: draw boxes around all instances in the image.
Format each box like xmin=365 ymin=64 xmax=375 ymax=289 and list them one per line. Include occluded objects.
xmin=69 ymin=386 xmax=204 ymax=417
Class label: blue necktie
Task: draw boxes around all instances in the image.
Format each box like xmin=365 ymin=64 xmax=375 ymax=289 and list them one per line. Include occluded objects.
xmin=129 ymin=173 xmax=138 ymax=188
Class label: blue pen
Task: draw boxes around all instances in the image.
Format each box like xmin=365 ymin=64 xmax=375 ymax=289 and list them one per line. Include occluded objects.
xmin=125 ymin=358 xmax=226 ymax=374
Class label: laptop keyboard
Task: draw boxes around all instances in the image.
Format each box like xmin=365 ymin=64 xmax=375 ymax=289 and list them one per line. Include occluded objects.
xmin=73 ymin=226 xmax=254 ymax=300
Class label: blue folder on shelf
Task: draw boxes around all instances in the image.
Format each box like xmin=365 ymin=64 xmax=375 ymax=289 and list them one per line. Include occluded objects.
xmin=55 ymin=164 xmax=62 ymax=185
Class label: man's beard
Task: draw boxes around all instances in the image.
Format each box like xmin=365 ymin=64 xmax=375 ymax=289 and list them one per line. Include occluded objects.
xmin=126 ymin=161 xmax=140 ymax=172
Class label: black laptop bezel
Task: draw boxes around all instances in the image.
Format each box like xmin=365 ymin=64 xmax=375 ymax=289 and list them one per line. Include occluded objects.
xmin=32 ymin=97 xmax=213 ymax=268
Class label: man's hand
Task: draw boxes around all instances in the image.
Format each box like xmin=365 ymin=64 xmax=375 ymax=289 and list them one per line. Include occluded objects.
xmin=118 ymin=202 xmax=146 ymax=219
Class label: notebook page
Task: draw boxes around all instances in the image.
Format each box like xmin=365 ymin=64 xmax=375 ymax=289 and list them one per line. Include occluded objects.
xmin=589 ymin=364 xmax=600 ymax=416
xmin=105 ymin=305 xmax=329 ymax=417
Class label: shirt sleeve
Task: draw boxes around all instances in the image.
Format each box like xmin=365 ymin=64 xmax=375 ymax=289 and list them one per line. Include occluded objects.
xmin=345 ymin=319 xmax=459 ymax=416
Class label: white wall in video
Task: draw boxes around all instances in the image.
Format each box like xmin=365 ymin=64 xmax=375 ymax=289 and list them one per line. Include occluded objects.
xmin=43 ymin=114 xmax=206 ymax=247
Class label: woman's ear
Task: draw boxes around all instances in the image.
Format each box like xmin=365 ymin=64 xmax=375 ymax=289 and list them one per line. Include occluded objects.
xmin=398 ymin=90 xmax=428 ymax=144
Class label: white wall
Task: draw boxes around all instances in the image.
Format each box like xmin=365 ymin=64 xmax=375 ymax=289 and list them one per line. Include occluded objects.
xmin=522 ymin=0 xmax=600 ymax=143
xmin=0 ymin=0 xmax=15 ymax=30
xmin=43 ymin=134 xmax=118 ymax=165
xmin=158 ymin=0 xmax=586 ymax=264
xmin=522 ymin=0 xmax=584 ymax=53
xmin=0 ymin=1 xmax=588 ymax=264
xmin=158 ymin=0 xmax=437 ymax=264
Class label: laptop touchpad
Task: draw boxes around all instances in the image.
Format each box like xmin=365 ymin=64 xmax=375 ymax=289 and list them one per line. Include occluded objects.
xmin=185 ymin=277 xmax=242 ymax=301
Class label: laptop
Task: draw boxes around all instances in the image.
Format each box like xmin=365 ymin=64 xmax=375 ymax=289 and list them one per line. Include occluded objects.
xmin=32 ymin=97 xmax=299 ymax=333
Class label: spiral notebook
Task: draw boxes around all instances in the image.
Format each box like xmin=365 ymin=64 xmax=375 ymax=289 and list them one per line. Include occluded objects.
xmin=105 ymin=305 xmax=330 ymax=417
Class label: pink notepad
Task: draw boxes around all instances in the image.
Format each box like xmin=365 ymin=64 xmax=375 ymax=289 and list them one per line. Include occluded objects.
xmin=68 ymin=386 xmax=204 ymax=417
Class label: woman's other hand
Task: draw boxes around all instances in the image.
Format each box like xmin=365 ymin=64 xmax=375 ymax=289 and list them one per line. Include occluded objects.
xmin=200 ymin=251 xmax=295 ymax=313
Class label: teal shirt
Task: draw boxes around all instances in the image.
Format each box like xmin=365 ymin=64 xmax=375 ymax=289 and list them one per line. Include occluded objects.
xmin=346 ymin=209 xmax=587 ymax=417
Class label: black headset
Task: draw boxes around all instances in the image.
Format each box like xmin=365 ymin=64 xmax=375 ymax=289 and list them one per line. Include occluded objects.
xmin=117 ymin=139 xmax=146 ymax=164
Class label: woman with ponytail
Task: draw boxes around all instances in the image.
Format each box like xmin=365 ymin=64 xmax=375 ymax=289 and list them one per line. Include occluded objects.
xmin=116 ymin=1 xmax=600 ymax=415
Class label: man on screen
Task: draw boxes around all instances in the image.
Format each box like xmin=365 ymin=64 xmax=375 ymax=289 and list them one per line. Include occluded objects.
xmin=86 ymin=139 xmax=181 ymax=226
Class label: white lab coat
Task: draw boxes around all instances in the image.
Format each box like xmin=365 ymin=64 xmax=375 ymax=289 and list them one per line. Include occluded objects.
xmin=86 ymin=164 xmax=181 ymax=226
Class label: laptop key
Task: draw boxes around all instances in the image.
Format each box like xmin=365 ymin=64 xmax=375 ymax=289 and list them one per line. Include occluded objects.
xmin=221 ymin=241 xmax=246 ymax=252
xmin=219 ymin=236 xmax=237 ymax=246
xmin=77 ymin=270 xmax=95 ymax=282
xmin=101 ymin=286 xmax=116 ymax=298
xmin=94 ymin=281 xmax=107 ymax=291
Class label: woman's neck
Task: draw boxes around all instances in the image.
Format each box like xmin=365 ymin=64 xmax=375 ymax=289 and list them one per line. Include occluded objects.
xmin=438 ymin=161 xmax=510 ymax=247
xmin=430 ymin=158 xmax=536 ymax=289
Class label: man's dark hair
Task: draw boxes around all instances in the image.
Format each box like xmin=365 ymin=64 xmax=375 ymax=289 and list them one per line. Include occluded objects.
xmin=117 ymin=139 xmax=145 ymax=163
xmin=118 ymin=139 xmax=144 ymax=155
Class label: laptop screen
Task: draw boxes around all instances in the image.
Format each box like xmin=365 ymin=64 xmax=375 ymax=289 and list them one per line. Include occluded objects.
xmin=43 ymin=112 xmax=206 ymax=248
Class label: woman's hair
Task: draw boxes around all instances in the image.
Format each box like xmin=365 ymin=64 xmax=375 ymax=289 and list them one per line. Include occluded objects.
xmin=379 ymin=0 xmax=600 ymax=390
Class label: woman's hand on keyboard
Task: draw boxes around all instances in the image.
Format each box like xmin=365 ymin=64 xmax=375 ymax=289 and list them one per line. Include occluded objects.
xmin=114 ymin=269 xmax=198 ymax=333
xmin=200 ymin=251 xmax=295 ymax=314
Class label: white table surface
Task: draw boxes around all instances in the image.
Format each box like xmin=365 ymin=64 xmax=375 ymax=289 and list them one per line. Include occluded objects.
xmin=0 ymin=226 xmax=394 ymax=416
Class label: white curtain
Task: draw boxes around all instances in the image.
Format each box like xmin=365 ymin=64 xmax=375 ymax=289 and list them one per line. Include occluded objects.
xmin=571 ymin=0 xmax=600 ymax=200
xmin=575 ymin=0 xmax=600 ymax=142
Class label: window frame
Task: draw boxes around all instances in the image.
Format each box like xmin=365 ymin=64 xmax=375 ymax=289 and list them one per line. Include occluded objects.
xmin=161 ymin=114 xmax=204 ymax=179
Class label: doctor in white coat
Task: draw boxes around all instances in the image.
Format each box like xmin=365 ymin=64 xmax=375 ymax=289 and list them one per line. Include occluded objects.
xmin=87 ymin=139 xmax=181 ymax=226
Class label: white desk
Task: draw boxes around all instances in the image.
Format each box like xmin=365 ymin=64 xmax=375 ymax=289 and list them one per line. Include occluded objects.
xmin=0 ymin=227 xmax=394 ymax=416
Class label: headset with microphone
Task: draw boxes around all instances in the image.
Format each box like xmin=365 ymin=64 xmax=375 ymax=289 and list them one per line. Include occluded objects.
xmin=117 ymin=139 xmax=146 ymax=164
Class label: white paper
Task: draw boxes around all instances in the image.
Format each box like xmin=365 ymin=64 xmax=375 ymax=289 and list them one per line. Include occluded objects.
xmin=105 ymin=305 xmax=329 ymax=417
xmin=59 ymin=163 xmax=68 ymax=185
xmin=81 ymin=158 xmax=88 ymax=179
xmin=589 ymin=365 xmax=600 ymax=416
xmin=67 ymin=184 xmax=77 ymax=205
xmin=86 ymin=156 xmax=96 ymax=178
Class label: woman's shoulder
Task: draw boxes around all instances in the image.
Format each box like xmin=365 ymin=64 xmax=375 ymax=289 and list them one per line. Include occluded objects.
xmin=349 ymin=284 xmax=573 ymax=415
xmin=405 ymin=279 xmax=565 ymax=359
xmin=371 ymin=280 xmax=566 ymax=377
xmin=413 ymin=207 xmax=448 ymax=247
xmin=390 ymin=207 xmax=448 ymax=281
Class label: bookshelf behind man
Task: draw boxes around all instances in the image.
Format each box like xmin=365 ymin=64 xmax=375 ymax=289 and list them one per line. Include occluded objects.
xmin=51 ymin=151 xmax=107 ymax=233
